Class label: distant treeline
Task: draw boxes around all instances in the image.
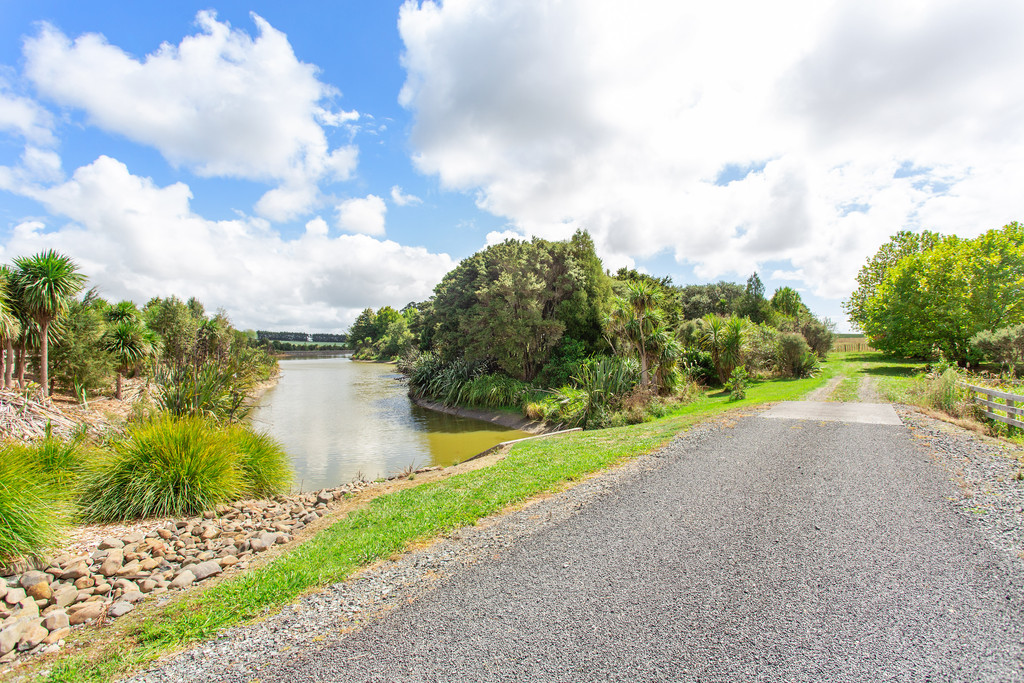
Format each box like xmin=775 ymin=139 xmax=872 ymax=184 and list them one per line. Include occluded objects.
xmin=256 ymin=330 xmax=348 ymax=343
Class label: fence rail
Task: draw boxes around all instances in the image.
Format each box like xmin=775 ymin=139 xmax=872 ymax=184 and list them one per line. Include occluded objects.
xmin=965 ymin=383 xmax=1024 ymax=429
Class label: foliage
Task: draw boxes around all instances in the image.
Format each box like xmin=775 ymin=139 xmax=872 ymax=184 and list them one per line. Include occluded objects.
xmin=79 ymin=416 xmax=246 ymax=521
xmin=679 ymin=348 xmax=716 ymax=385
xmin=425 ymin=230 xmax=612 ymax=381
xmin=777 ymin=333 xmax=819 ymax=378
xmin=145 ymin=296 xmax=201 ymax=369
xmin=971 ymin=325 xmax=1024 ymax=374
xmin=11 ymin=250 xmax=87 ymax=397
xmin=456 ymin=373 xmax=534 ymax=409
xmin=574 ymin=355 xmax=640 ymax=407
xmin=222 ymin=424 xmax=293 ymax=498
xmin=725 ymin=365 xmax=750 ymax=401
xmin=104 ymin=317 xmax=158 ymax=400
xmin=153 ymin=363 xmax=253 ymax=422
xmin=699 ymin=314 xmax=746 ymax=383
xmin=0 ymin=443 xmax=68 ymax=559
xmin=536 ymin=337 xmax=588 ymax=387
xmin=742 ymin=323 xmax=781 ymax=376
xmin=798 ymin=317 xmax=837 ymax=359
xmin=844 ymin=230 xmax=943 ymax=330
xmin=849 ymin=223 xmax=1023 ymax=363
xmin=769 ymin=286 xmax=807 ymax=320
xmin=677 ymin=281 xmax=745 ymax=320
xmin=735 ymin=272 xmax=772 ymax=324
xmin=50 ymin=295 xmax=114 ymax=399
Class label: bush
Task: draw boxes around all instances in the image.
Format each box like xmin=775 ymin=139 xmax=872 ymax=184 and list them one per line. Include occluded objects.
xmin=800 ymin=318 xmax=837 ymax=359
xmin=777 ymin=333 xmax=818 ymax=378
xmin=679 ymin=348 xmax=716 ymax=385
xmin=223 ymin=424 xmax=293 ymax=498
xmin=924 ymin=367 xmax=965 ymax=415
xmin=536 ymin=337 xmax=588 ymax=388
xmin=153 ymin=363 xmax=252 ymax=422
xmin=79 ymin=416 xmax=245 ymax=521
xmin=743 ymin=324 xmax=780 ymax=377
xmin=725 ymin=365 xmax=751 ymax=401
xmin=457 ymin=373 xmax=533 ymax=409
xmin=0 ymin=445 xmax=67 ymax=560
xmin=971 ymin=325 xmax=1024 ymax=374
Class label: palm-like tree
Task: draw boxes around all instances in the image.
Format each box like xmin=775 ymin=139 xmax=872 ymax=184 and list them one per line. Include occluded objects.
xmin=104 ymin=318 xmax=156 ymax=400
xmin=0 ymin=267 xmax=22 ymax=390
xmin=606 ymin=280 xmax=667 ymax=388
xmin=11 ymin=251 xmax=85 ymax=398
xmin=699 ymin=314 xmax=746 ymax=383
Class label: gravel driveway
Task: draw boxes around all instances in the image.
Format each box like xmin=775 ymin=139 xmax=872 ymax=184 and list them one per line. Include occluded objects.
xmin=128 ymin=406 xmax=1024 ymax=683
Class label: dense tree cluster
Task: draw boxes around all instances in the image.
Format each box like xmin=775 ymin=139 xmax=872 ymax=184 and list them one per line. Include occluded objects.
xmin=375 ymin=229 xmax=835 ymax=426
xmin=846 ymin=222 xmax=1024 ymax=364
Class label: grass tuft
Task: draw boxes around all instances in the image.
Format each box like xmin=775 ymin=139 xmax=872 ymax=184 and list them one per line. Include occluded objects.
xmin=223 ymin=424 xmax=293 ymax=497
xmin=78 ymin=416 xmax=244 ymax=521
xmin=0 ymin=444 xmax=68 ymax=560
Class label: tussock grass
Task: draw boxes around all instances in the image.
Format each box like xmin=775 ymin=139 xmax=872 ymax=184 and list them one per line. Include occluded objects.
xmin=224 ymin=424 xmax=293 ymax=498
xmin=78 ymin=416 xmax=245 ymax=521
xmin=0 ymin=444 xmax=68 ymax=560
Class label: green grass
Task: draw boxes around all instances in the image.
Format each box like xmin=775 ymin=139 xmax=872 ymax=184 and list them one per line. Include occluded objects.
xmin=0 ymin=445 xmax=69 ymax=561
xmin=36 ymin=371 xmax=829 ymax=682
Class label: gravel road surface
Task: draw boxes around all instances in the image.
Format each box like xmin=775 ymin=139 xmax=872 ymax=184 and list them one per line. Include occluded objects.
xmin=129 ymin=406 xmax=1024 ymax=682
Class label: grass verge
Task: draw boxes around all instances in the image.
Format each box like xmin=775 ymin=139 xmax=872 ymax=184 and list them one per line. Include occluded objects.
xmin=32 ymin=372 xmax=827 ymax=683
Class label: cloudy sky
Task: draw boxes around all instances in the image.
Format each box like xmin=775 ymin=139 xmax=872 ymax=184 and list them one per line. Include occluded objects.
xmin=0 ymin=0 xmax=1021 ymax=332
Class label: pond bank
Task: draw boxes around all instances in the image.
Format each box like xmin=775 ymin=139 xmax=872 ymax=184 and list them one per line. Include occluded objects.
xmin=410 ymin=396 xmax=551 ymax=434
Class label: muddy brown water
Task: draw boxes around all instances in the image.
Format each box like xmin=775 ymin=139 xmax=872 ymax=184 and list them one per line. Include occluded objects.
xmin=249 ymin=355 xmax=529 ymax=491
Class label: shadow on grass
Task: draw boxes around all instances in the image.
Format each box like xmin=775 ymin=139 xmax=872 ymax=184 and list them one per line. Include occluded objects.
xmin=862 ymin=365 xmax=926 ymax=378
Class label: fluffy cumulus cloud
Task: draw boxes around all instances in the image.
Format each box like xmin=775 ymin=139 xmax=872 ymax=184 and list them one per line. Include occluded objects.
xmin=336 ymin=195 xmax=387 ymax=236
xmin=398 ymin=0 xmax=1024 ymax=299
xmin=23 ymin=11 xmax=358 ymax=221
xmin=2 ymin=157 xmax=452 ymax=330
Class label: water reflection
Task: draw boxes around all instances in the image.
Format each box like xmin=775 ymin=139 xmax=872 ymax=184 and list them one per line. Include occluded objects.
xmin=249 ymin=356 xmax=528 ymax=491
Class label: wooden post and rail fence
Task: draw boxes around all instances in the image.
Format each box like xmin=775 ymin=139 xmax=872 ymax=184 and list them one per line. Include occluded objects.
xmin=964 ymin=383 xmax=1024 ymax=430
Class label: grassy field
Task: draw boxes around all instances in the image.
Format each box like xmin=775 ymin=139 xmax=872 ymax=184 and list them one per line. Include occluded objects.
xmin=34 ymin=371 xmax=829 ymax=683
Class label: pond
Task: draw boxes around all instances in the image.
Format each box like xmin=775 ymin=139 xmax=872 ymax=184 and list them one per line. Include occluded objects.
xmin=249 ymin=355 xmax=530 ymax=491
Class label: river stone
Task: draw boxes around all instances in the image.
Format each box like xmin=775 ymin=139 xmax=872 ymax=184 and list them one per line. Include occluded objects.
xmin=19 ymin=571 xmax=50 ymax=590
xmin=108 ymin=601 xmax=134 ymax=618
xmin=26 ymin=582 xmax=52 ymax=601
xmin=17 ymin=623 xmax=48 ymax=651
xmin=157 ymin=528 xmax=174 ymax=540
xmin=3 ymin=588 xmax=26 ymax=606
xmin=139 ymin=579 xmax=157 ymax=593
xmin=116 ymin=560 xmax=142 ymax=576
xmin=191 ymin=561 xmax=222 ymax=582
xmin=100 ymin=550 xmax=124 ymax=577
xmin=169 ymin=570 xmax=195 ymax=590
xmin=43 ymin=610 xmax=69 ymax=631
xmin=98 ymin=538 xmax=123 ymax=550
xmin=74 ymin=576 xmax=94 ymax=589
xmin=53 ymin=587 xmax=77 ymax=610
xmin=68 ymin=602 xmax=105 ymax=625
xmin=43 ymin=627 xmax=70 ymax=645
xmin=219 ymin=555 xmax=238 ymax=568
xmin=122 ymin=532 xmax=145 ymax=544
xmin=0 ymin=585 xmax=6 ymax=601
xmin=0 ymin=619 xmax=33 ymax=655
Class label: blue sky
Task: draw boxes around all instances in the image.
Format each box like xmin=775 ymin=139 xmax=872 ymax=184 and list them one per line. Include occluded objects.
xmin=1 ymin=0 xmax=1022 ymax=332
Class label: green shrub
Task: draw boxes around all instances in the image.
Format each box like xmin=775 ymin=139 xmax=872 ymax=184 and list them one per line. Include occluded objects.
xmin=925 ymin=367 xmax=964 ymax=415
xmin=743 ymin=324 xmax=780 ymax=377
xmin=456 ymin=373 xmax=532 ymax=409
xmin=80 ymin=416 xmax=245 ymax=521
xmin=223 ymin=425 xmax=293 ymax=498
xmin=153 ymin=363 xmax=252 ymax=422
xmin=0 ymin=445 xmax=67 ymax=560
xmin=574 ymin=356 xmax=639 ymax=407
xmin=679 ymin=348 xmax=716 ymax=385
xmin=971 ymin=325 xmax=1024 ymax=374
xmin=725 ymin=365 xmax=751 ymax=401
xmin=777 ymin=333 xmax=819 ymax=378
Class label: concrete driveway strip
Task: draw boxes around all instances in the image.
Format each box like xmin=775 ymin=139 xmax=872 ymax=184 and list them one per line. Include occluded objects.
xmin=172 ymin=410 xmax=1024 ymax=682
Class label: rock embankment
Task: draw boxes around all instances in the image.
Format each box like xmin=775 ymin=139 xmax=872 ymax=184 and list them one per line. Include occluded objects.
xmin=0 ymin=481 xmax=372 ymax=663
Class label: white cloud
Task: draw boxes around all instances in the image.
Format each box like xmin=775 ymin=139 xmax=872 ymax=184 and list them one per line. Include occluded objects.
xmin=398 ymin=0 xmax=1024 ymax=302
xmin=2 ymin=157 xmax=452 ymax=330
xmin=390 ymin=185 xmax=422 ymax=206
xmin=0 ymin=83 xmax=54 ymax=146
xmin=336 ymin=195 xmax=387 ymax=236
xmin=23 ymin=11 xmax=359 ymax=221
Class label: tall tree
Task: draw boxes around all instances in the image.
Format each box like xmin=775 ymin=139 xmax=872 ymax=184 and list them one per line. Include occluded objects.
xmin=0 ymin=267 xmax=21 ymax=390
xmin=104 ymin=318 xmax=156 ymax=400
xmin=11 ymin=250 xmax=85 ymax=397
xmin=606 ymin=280 xmax=664 ymax=387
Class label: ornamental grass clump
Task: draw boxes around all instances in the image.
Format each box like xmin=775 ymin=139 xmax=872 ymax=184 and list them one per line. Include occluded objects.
xmin=222 ymin=424 xmax=293 ymax=498
xmin=0 ymin=444 xmax=68 ymax=560
xmin=80 ymin=416 xmax=245 ymax=521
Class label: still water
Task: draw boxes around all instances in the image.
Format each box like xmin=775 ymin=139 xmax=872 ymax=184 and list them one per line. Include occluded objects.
xmin=249 ymin=355 xmax=529 ymax=491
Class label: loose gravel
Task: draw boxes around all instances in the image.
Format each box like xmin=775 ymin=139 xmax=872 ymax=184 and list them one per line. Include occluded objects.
xmin=118 ymin=406 xmax=1024 ymax=683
